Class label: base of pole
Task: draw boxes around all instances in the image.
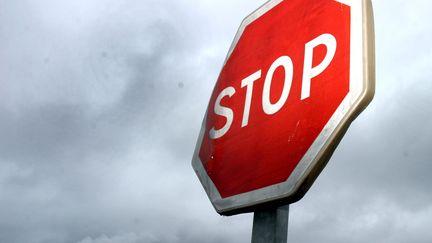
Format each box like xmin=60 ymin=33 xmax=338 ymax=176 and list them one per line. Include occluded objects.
xmin=251 ymin=205 xmax=289 ymax=243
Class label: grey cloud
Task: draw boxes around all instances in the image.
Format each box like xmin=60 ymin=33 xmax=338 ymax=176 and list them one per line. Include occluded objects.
xmin=0 ymin=0 xmax=244 ymax=242
xmin=1 ymin=0 xmax=432 ymax=243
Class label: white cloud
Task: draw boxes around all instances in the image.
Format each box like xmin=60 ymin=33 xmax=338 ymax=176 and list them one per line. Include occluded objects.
xmin=77 ymin=233 xmax=152 ymax=243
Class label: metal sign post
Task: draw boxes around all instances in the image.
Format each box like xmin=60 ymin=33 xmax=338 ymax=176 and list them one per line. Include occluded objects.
xmin=251 ymin=205 xmax=289 ymax=243
xmin=192 ymin=0 xmax=375 ymax=241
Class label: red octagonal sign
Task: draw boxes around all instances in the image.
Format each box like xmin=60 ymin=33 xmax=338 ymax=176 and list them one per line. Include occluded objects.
xmin=192 ymin=0 xmax=375 ymax=215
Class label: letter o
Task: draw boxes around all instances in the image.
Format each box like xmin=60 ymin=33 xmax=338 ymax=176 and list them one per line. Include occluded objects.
xmin=262 ymin=56 xmax=294 ymax=115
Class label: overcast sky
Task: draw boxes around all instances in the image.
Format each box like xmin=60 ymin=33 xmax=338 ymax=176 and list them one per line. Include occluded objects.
xmin=1 ymin=0 xmax=432 ymax=242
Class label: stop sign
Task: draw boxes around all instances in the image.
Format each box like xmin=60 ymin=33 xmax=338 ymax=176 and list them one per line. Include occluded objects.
xmin=192 ymin=0 xmax=375 ymax=215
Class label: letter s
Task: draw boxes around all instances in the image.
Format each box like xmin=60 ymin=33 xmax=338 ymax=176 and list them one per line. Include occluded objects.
xmin=209 ymin=87 xmax=236 ymax=139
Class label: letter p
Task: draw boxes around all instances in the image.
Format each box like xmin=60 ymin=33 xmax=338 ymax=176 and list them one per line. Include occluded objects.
xmin=301 ymin=33 xmax=337 ymax=100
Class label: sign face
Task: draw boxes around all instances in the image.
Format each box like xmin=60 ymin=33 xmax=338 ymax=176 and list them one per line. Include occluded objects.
xmin=192 ymin=0 xmax=375 ymax=215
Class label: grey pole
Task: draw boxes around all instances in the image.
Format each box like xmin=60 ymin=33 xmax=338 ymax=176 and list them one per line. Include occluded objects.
xmin=251 ymin=205 xmax=289 ymax=243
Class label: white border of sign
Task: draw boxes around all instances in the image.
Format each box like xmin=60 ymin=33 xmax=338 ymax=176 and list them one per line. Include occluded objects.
xmin=192 ymin=0 xmax=375 ymax=215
